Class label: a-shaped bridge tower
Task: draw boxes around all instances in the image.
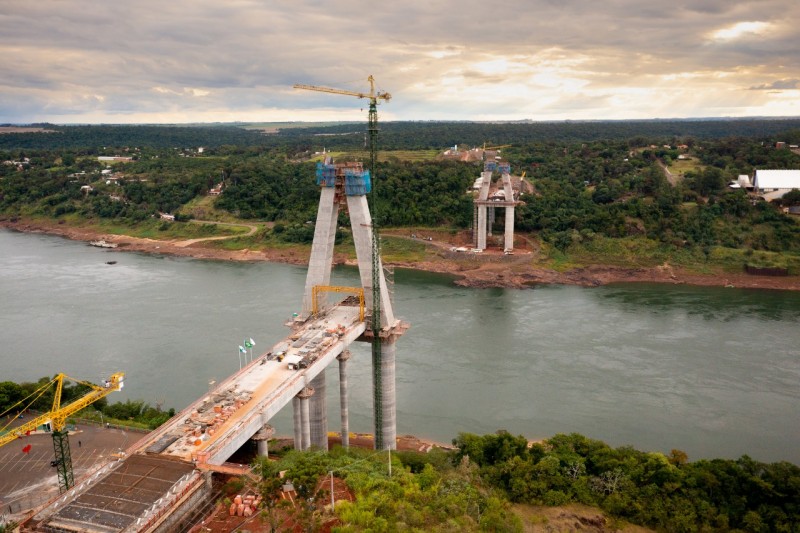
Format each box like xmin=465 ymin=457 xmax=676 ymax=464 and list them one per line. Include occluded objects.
xmin=300 ymin=159 xmax=408 ymax=451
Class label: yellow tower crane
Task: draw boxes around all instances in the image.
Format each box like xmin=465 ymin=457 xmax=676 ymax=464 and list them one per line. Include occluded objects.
xmin=0 ymin=372 xmax=124 ymax=493
xmin=293 ymin=75 xmax=391 ymax=108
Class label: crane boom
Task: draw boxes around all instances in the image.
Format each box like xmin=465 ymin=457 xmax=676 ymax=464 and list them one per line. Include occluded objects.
xmin=293 ymin=75 xmax=391 ymax=103
xmin=0 ymin=372 xmax=124 ymax=448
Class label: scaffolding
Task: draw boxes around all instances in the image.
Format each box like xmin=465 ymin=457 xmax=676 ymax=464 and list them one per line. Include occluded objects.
xmin=345 ymin=169 xmax=371 ymax=196
xmin=315 ymin=162 xmax=336 ymax=187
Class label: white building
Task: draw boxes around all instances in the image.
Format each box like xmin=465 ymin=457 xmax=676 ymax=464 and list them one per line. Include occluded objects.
xmin=753 ymin=170 xmax=800 ymax=201
xmin=729 ymin=174 xmax=753 ymax=189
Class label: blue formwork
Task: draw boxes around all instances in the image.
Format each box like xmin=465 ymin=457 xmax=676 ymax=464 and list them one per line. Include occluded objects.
xmin=315 ymin=162 xmax=336 ymax=187
xmin=344 ymin=169 xmax=371 ymax=195
xmin=484 ymin=161 xmax=497 ymax=172
xmin=498 ymin=162 xmax=511 ymax=174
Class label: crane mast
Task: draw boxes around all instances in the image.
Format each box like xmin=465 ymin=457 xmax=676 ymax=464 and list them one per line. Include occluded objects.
xmin=293 ymin=75 xmax=390 ymax=449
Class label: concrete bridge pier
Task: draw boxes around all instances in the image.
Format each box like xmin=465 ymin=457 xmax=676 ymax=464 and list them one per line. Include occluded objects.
xmin=477 ymin=204 xmax=487 ymax=250
xmin=292 ymin=397 xmax=302 ymax=450
xmin=253 ymin=424 xmax=275 ymax=457
xmin=298 ymin=386 xmax=314 ymax=450
xmin=309 ymin=373 xmax=328 ymax=450
xmin=504 ymin=206 xmax=515 ymax=250
xmin=376 ymin=339 xmax=397 ymax=450
xmin=338 ymin=350 xmax=351 ymax=448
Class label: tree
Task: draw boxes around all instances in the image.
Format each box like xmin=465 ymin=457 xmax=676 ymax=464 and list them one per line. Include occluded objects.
xmin=254 ymin=457 xmax=289 ymax=533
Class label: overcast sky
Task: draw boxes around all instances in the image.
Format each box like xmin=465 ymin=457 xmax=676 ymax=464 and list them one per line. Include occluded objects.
xmin=1 ymin=0 xmax=798 ymax=124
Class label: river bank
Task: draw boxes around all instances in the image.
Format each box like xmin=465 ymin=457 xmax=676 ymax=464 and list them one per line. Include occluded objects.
xmin=4 ymin=218 xmax=800 ymax=291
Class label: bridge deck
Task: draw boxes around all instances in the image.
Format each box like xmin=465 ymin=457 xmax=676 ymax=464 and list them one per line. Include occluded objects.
xmin=29 ymin=303 xmax=366 ymax=532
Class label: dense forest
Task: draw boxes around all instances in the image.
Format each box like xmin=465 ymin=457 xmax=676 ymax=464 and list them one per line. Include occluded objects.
xmin=243 ymin=431 xmax=800 ymax=531
xmin=2 ymin=121 xmax=800 ymax=268
xmin=3 ymin=119 xmax=800 ymax=150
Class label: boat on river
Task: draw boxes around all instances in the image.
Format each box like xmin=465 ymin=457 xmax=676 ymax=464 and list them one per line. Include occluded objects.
xmin=89 ymin=240 xmax=117 ymax=248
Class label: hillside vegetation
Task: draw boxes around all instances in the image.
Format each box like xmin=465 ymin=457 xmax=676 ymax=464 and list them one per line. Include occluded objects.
xmin=245 ymin=431 xmax=800 ymax=531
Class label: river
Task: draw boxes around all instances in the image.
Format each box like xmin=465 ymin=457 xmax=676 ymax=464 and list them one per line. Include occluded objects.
xmin=1 ymin=229 xmax=798 ymax=463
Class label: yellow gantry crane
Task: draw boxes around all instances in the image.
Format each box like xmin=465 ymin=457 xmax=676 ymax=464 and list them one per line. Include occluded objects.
xmin=311 ymin=285 xmax=365 ymax=321
xmin=293 ymin=75 xmax=392 ymax=449
xmin=0 ymin=372 xmax=124 ymax=493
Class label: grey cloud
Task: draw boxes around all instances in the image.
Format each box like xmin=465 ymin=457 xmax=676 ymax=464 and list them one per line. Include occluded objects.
xmin=1 ymin=0 xmax=799 ymax=122
xmin=748 ymin=79 xmax=800 ymax=91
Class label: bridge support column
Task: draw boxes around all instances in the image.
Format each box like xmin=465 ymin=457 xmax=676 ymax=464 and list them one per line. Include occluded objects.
xmin=292 ymin=397 xmax=302 ymax=450
xmin=338 ymin=350 xmax=351 ymax=448
xmin=309 ymin=372 xmax=328 ymax=450
xmin=504 ymin=206 xmax=515 ymax=251
xmin=375 ymin=339 xmax=397 ymax=450
xmin=477 ymin=205 xmax=487 ymax=250
xmin=253 ymin=424 xmax=275 ymax=458
xmin=502 ymin=172 xmax=515 ymax=251
xmin=298 ymin=387 xmax=314 ymax=451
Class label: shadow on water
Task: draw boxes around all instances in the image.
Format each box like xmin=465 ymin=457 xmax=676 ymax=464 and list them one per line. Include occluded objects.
xmin=593 ymin=283 xmax=800 ymax=322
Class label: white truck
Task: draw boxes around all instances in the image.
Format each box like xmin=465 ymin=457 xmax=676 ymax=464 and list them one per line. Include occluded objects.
xmin=284 ymin=354 xmax=303 ymax=370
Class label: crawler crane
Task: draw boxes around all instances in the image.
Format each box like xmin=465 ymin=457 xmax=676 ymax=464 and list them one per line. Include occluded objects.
xmin=0 ymin=372 xmax=124 ymax=493
xmin=293 ymin=76 xmax=391 ymax=449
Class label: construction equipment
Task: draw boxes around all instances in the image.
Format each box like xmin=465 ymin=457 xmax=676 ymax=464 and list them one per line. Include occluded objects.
xmin=0 ymin=372 xmax=124 ymax=493
xmin=311 ymin=285 xmax=365 ymax=322
xmin=294 ymin=75 xmax=390 ymax=449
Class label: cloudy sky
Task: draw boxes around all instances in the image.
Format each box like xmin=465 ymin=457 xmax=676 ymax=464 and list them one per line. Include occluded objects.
xmin=1 ymin=0 xmax=798 ymax=124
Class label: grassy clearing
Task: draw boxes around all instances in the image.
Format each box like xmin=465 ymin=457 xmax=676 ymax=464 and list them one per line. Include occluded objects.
xmin=239 ymin=121 xmax=356 ymax=131
xmin=308 ymin=150 xmax=440 ymax=162
xmin=180 ymin=196 xmax=244 ymax=222
xmin=512 ymin=503 xmax=651 ymax=533
xmin=552 ymin=234 xmax=800 ymax=275
xmin=667 ymin=157 xmax=704 ymax=178
xmin=48 ymin=215 xmax=248 ymax=240
xmin=380 ymin=236 xmax=428 ymax=262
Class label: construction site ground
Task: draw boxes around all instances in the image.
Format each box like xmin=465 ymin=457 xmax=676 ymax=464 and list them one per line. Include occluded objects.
xmin=0 ymin=423 xmax=135 ymax=519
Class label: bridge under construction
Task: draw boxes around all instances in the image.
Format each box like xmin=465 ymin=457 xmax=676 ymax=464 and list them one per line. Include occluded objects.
xmin=22 ymin=148 xmax=408 ymax=531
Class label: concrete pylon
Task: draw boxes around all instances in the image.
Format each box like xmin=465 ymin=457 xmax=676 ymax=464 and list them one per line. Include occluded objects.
xmin=475 ymin=171 xmax=492 ymax=250
xmin=345 ymin=194 xmax=396 ymax=327
xmin=253 ymin=424 xmax=275 ymax=457
xmin=337 ymin=350 xmax=351 ymax=448
xmin=309 ymin=372 xmax=328 ymax=450
xmin=302 ymin=187 xmax=339 ymax=317
xmin=297 ymin=387 xmax=314 ymax=451
xmin=292 ymin=397 xmax=302 ymax=450
xmin=502 ymin=173 xmax=515 ymax=251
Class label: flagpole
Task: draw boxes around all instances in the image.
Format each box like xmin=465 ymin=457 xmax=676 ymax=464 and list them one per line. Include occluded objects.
xmin=237 ymin=347 xmax=242 ymax=370
xmin=245 ymin=337 xmax=256 ymax=363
